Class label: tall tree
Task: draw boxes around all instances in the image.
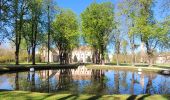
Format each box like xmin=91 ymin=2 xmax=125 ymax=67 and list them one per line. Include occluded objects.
xmin=118 ymin=0 xmax=141 ymax=66
xmin=22 ymin=20 xmax=32 ymax=63
xmin=81 ymin=2 xmax=115 ymax=64
xmin=133 ymin=0 xmax=170 ymax=66
xmin=11 ymin=0 xmax=29 ymax=65
xmin=29 ymin=0 xmax=43 ymax=65
xmin=122 ymin=40 xmax=128 ymax=63
xmin=52 ymin=9 xmax=79 ymax=64
xmin=42 ymin=0 xmax=58 ymax=64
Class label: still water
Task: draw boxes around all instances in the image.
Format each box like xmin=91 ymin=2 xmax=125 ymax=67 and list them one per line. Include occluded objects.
xmin=0 ymin=66 xmax=170 ymax=95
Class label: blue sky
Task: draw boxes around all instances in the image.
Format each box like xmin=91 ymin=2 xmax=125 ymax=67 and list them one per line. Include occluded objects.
xmin=57 ymin=0 xmax=117 ymax=15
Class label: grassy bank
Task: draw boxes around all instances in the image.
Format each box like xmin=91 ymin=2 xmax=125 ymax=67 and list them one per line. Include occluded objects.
xmin=0 ymin=91 xmax=170 ymax=100
xmin=86 ymin=64 xmax=170 ymax=72
xmin=0 ymin=63 xmax=79 ymax=73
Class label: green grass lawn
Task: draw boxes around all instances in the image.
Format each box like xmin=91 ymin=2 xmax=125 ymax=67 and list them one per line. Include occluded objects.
xmin=0 ymin=91 xmax=170 ymax=100
xmin=0 ymin=62 xmax=169 ymax=72
xmin=0 ymin=63 xmax=79 ymax=73
xmin=86 ymin=63 xmax=170 ymax=72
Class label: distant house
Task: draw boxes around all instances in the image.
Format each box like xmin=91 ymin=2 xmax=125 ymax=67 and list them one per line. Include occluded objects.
xmin=41 ymin=46 xmax=93 ymax=63
xmin=41 ymin=47 xmax=59 ymax=62
xmin=155 ymin=53 xmax=170 ymax=64
xmin=72 ymin=46 xmax=93 ymax=63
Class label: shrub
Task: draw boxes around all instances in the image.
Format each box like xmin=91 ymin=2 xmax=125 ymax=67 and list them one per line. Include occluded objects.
xmin=86 ymin=56 xmax=91 ymax=62
xmin=73 ymin=55 xmax=78 ymax=62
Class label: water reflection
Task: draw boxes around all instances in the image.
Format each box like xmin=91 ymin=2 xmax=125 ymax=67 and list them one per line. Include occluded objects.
xmin=15 ymin=72 xmax=19 ymax=90
xmin=83 ymin=70 xmax=107 ymax=95
xmin=57 ymin=69 xmax=73 ymax=90
xmin=0 ymin=66 xmax=170 ymax=95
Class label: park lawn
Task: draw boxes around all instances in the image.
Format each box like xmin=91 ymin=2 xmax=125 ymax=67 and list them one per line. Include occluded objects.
xmin=0 ymin=63 xmax=79 ymax=73
xmin=0 ymin=91 xmax=170 ymax=100
xmin=86 ymin=64 xmax=170 ymax=72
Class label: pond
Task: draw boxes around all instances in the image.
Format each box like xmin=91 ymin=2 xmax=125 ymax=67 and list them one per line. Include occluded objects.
xmin=0 ymin=66 xmax=170 ymax=95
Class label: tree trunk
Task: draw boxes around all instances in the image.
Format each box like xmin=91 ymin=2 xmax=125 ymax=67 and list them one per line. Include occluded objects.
xmin=27 ymin=48 xmax=30 ymax=63
xmin=116 ymin=54 xmax=119 ymax=66
xmin=132 ymin=49 xmax=135 ymax=66
xmin=15 ymin=47 xmax=19 ymax=65
xmin=59 ymin=50 xmax=64 ymax=65
xmin=146 ymin=41 xmax=153 ymax=67
xmin=130 ymin=34 xmax=135 ymax=66
xmin=101 ymin=46 xmax=105 ymax=65
xmin=148 ymin=54 xmax=153 ymax=67
xmin=47 ymin=5 xmax=50 ymax=64
xmin=97 ymin=50 xmax=101 ymax=64
xmin=32 ymin=46 xmax=35 ymax=65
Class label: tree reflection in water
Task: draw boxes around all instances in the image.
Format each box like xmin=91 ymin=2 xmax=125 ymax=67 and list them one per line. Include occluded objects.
xmin=30 ymin=71 xmax=35 ymax=91
xmin=120 ymin=71 xmax=128 ymax=91
xmin=83 ymin=70 xmax=107 ymax=95
xmin=57 ymin=69 xmax=73 ymax=90
xmin=145 ymin=72 xmax=156 ymax=94
xmin=130 ymin=72 xmax=134 ymax=94
xmin=1 ymin=66 xmax=170 ymax=94
xmin=114 ymin=70 xmax=119 ymax=94
xmin=158 ymin=77 xmax=170 ymax=94
xmin=15 ymin=72 xmax=19 ymax=90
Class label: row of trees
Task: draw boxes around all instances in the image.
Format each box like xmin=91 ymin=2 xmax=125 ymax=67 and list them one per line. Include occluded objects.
xmin=0 ymin=0 xmax=170 ymax=66
xmin=1 ymin=0 xmax=57 ymax=65
xmin=81 ymin=0 xmax=170 ymax=66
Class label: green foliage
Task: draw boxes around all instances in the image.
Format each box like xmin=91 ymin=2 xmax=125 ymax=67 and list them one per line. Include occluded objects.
xmin=52 ymin=9 xmax=79 ymax=51
xmin=35 ymin=54 xmax=41 ymax=62
xmin=132 ymin=0 xmax=169 ymax=48
xmin=0 ymin=47 xmax=15 ymax=63
xmin=81 ymin=2 xmax=115 ymax=48
xmin=81 ymin=2 xmax=115 ymax=63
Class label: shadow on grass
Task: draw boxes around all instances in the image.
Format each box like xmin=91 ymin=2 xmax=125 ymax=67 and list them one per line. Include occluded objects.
xmin=87 ymin=95 xmax=102 ymax=100
xmin=138 ymin=94 xmax=150 ymax=100
xmin=162 ymin=95 xmax=170 ymax=100
xmin=0 ymin=89 xmax=12 ymax=92
xmin=127 ymin=95 xmax=137 ymax=100
xmin=58 ymin=94 xmax=78 ymax=100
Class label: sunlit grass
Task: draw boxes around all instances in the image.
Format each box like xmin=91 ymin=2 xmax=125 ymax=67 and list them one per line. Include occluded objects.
xmin=0 ymin=91 xmax=169 ymax=100
xmin=86 ymin=63 xmax=170 ymax=72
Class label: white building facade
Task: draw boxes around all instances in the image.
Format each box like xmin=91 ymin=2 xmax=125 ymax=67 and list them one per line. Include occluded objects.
xmin=41 ymin=46 xmax=93 ymax=63
xmin=72 ymin=46 xmax=93 ymax=63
